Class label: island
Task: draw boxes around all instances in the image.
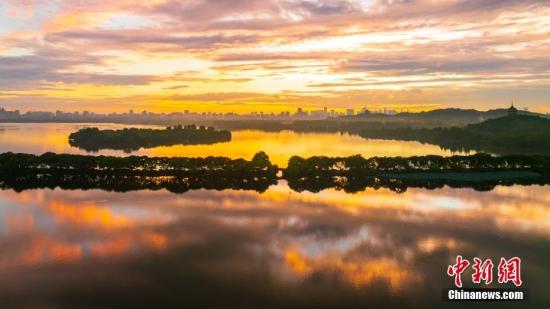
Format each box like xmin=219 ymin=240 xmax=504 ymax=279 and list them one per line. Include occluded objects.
xmin=68 ymin=125 xmax=232 ymax=152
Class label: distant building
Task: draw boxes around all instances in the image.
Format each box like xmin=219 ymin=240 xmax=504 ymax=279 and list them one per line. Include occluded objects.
xmin=508 ymin=102 xmax=518 ymax=116
xmin=296 ymin=107 xmax=308 ymax=117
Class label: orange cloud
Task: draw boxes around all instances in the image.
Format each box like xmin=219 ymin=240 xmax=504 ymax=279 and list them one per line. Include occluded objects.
xmin=48 ymin=201 xmax=132 ymax=229
xmin=284 ymin=248 xmax=422 ymax=290
xmin=0 ymin=0 xmax=549 ymax=112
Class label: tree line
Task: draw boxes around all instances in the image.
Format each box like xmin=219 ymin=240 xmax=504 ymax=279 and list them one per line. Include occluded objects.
xmin=284 ymin=153 xmax=550 ymax=176
xmin=283 ymin=152 xmax=550 ymax=193
xmin=0 ymin=151 xmax=276 ymax=177
xmin=1 ymin=152 xmax=550 ymax=194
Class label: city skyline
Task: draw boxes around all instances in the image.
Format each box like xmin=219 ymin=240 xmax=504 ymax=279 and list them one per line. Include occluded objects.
xmin=0 ymin=105 xmax=390 ymax=121
xmin=1 ymin=102 xmax=540 ymax=124
xmin=1 ymin=1 xmax=550 ymax=113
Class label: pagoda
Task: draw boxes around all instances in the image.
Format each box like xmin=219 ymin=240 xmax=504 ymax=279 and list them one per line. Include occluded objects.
xmin=508 ymin=101 xmax=518 ymax=116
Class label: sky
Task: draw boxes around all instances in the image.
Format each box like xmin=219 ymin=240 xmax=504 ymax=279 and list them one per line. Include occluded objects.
xmin=0 ymin=0 xmax=549 ymax=114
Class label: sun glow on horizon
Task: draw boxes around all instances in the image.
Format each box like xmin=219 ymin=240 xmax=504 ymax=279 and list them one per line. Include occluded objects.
xmin=0 ymin=0 xmax=549 ymax=113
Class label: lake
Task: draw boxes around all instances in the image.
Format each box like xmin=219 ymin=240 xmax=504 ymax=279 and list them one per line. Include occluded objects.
xmin=0 ymin=123 xmax=467 ymax=166
xmin=0 ymin=123 xmax=548 ymax=308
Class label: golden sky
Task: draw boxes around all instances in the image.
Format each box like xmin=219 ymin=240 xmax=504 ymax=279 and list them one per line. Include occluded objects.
xmin=0 ymin=0 xmax=549 ymax=113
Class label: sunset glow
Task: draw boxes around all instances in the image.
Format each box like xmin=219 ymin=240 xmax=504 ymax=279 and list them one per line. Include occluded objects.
xmin=1 ymin=0 xmax=549 ymax=113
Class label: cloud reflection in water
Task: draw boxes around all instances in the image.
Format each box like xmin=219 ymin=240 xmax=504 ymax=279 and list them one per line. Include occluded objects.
xmin=0 ymin=183 xmax=549 ymax=307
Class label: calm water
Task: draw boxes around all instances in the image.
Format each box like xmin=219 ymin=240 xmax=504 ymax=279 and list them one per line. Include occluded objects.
xmin=1 ymin=184 xmax=549 ymax=307
xmin=0 ymin=123 xmax=548 ymax=308
xmin=0 ymin=123 xmax=467 ymax=166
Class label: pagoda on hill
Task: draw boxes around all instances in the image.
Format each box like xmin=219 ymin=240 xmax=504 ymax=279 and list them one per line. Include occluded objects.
xmin=508 ymin=102 xmax=518 ymax=116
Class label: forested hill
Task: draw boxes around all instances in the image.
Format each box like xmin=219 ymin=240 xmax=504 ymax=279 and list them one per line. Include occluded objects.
xmin=358 ymin=115 xmax=550 ymax=155
xmin=465 ymin=114 xmax=550 ymax=132
xmin=442 ymin=115 xmax=550 ymax=153
xmin=347 ymin=108 xmax=543 ymax=127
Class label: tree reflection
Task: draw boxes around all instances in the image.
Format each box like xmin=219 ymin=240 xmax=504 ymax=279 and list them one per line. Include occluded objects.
xmin=0 ymin=173 xmax=279 ymax=193
xmin=285 ymin=174 xmax=550 ymax=193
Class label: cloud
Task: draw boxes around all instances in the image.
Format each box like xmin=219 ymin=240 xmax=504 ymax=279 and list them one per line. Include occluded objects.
xmin=0 ymin=49 xmax=155 ymax=89
xmin=0 ymin=0 xmax=549 ymax=111
xmin=45 ymin=31 xmax=260 ymax=50
xmin=286 ymin=0 xmax=360 ymax=15
xmin=163 ymin=85 xmax=188 ymax=90
xmin=339 ymin=57 xmax=550 ymax=75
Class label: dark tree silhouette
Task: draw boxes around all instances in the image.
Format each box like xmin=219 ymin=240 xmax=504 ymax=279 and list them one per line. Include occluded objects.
xmin=69 ymin=125 xmax=231 ymax=152
xmin=1 ymin=152 xmax=550 ymax=194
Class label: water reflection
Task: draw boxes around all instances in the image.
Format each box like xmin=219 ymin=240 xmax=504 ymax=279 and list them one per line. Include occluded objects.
xmin=0 ymin=184 xmax=548 ymax=307
xmin=0 ymin=123 xmax=467 ymax=166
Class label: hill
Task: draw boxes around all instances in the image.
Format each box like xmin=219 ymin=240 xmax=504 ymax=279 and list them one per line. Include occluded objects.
xmin=348 ymin=108 xmax=543 ymax=127
xmin=358 ymin=114 xmax=550 ymax=155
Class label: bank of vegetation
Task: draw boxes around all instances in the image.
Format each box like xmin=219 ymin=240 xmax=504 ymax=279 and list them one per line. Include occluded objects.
xmin=0 ymin=152 xmax=278 ymax=192
xmin=1 ymin=151 xmax=550 ymax=194
xmin=283 ymin=152 xmax=550 ymax=192
xmin=357 ymin=115 xmax=550 ymax=155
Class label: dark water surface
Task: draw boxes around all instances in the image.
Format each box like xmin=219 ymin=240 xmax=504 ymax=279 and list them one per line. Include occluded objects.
xmin=0 ymin=183 xmax=549 ymax=308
